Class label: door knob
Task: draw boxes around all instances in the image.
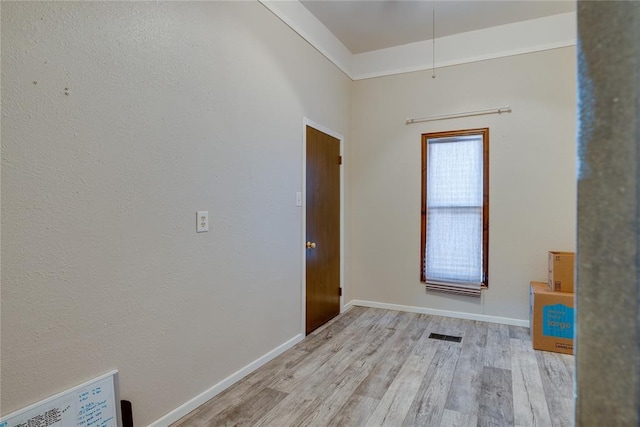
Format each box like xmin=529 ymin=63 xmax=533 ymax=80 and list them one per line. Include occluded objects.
xmin=306 ymin=241 xmax=317 ymax=249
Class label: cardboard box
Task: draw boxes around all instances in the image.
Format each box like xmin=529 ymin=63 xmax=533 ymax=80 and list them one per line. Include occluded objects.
xmin=530 ymin=281 xmax=574 ymax=355
xmin=548 ymin=251 xmax=575 ymax=293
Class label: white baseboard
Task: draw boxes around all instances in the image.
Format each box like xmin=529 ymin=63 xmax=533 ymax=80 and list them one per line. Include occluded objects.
xmin=349 ymin=299 xmax=529 ymax=327
xmin=341 ymin=300 xmax=354 ymax=313
xmin=148 ymin=333 xmax=304 ymax=427
xmin=149 ymin=300 xmax=526 ymax=425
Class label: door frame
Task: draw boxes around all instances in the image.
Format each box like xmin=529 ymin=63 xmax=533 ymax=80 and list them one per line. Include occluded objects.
xmin=301 ymin=117 xmax=345 ymax=335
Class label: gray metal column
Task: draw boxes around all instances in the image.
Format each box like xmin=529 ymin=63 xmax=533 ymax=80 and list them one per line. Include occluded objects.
xmin=577 ymin=1 xmax=640 ymax=425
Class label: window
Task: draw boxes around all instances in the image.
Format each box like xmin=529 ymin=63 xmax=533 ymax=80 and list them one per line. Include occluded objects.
xmin=421 ymin=128 xmax=489 ymax=297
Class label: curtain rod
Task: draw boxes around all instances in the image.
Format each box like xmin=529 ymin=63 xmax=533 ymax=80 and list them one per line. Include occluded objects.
xmin=405 ymin=106 xmax=512 ymax=125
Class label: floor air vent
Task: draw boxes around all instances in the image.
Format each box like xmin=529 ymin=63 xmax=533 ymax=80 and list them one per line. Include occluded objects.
xmin=428 ymin=333 xmax=462 ymax=343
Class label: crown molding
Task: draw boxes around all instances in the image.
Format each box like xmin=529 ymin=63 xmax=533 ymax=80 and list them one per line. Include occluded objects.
xmin=260 ymin=1 xmax=576 ymax=81
xmin=352 ymin=12 xmax=577 ymax=80
xmin=259 ymin=0 xmax=353 ymax=78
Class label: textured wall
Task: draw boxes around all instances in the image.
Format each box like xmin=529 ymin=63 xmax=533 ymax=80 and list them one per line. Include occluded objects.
xmin=0 ymin=2 xmax=349 ymax=424
xmin=349 ymin=48 xmax=576 ymax=321
xmin=576 ymin=1 xmax=640 ymax=425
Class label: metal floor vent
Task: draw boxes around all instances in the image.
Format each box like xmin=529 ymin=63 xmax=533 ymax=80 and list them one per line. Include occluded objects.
xmin=428 ymin=333 xmax=462 ymax=343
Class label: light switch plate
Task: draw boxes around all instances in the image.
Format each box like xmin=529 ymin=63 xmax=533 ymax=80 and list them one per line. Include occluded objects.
xmin=196 ymin=211 xmax=209 ymax=233
xmin=296 ymin=192 xmax=302 ymax=207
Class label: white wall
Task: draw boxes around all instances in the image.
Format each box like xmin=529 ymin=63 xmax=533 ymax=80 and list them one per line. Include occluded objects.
xmin=1 ymin=1 xmax=577 ymax=422
xmin=0 ymin=2 xmax=349 ymax=425
xmin=348 ymin=47 xmax=576 ymax=321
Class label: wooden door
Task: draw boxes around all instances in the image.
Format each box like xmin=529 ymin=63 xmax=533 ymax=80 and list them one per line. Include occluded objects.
xmin=306 ymin=126 xmax=341 ymax=334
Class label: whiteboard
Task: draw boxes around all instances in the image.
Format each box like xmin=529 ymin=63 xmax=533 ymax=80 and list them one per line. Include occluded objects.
xmin=0 ymin=371 xmax=121 ymax=427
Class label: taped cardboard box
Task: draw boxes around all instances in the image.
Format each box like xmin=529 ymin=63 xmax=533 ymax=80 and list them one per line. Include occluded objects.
xmin=548 ymin=251 xmax=575 ymax=293
xmin=530 ymin=281 xmax=574 ymax=355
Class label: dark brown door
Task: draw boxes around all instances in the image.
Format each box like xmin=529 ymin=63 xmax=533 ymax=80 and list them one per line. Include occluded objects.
xmin=306 ymin=126 xmax=341 ymax=334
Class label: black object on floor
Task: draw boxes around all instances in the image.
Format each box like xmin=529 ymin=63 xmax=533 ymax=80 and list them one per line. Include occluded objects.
xmin=428 ymin=332 xmax=462 ymax=343
xmin=121 ymin=400 xmax=134 ymax=427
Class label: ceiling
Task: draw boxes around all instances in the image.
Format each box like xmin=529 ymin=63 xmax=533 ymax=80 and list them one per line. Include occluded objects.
xmin=300 ymin=1 xmax=576 ymax=54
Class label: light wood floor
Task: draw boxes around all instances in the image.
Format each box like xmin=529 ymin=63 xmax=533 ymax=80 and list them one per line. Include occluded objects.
xmin=172 ymin=307 xmax=574 ymax=427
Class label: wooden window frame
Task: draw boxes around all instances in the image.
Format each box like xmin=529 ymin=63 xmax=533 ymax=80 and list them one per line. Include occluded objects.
xmin=420 ymin=128 xmax=489 ymax=288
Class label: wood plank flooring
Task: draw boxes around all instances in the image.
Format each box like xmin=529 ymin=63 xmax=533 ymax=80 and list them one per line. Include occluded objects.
xmin=172 ymin=307 xmax=574 ymax=427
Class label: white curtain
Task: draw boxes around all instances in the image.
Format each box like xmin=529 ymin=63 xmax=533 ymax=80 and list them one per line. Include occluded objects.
xmin=425 ymin=136 xmax=483 ymax=287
